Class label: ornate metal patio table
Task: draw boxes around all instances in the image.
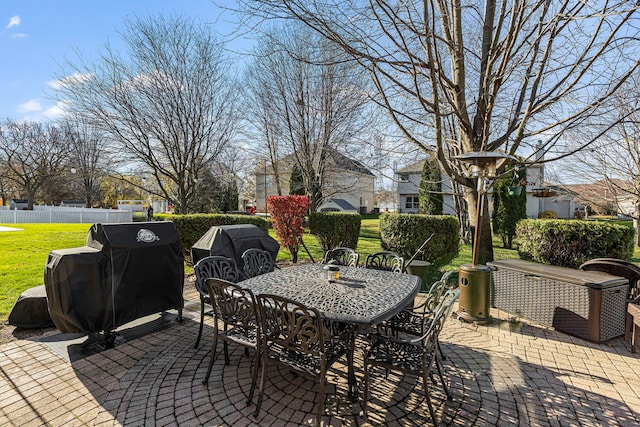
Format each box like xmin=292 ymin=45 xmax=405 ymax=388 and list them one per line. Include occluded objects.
xmin=238 ymin=263 xmax=421 ymax=398
xmin=238 ymin=263 xmax=421 ymax=325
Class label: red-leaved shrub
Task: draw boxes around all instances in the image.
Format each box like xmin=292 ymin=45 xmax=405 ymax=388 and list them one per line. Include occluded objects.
xmin=267 ymin=195 xmax=309 ymax=262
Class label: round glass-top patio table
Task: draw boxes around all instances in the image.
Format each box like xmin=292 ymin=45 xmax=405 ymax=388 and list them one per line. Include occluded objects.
xmin=238 ymin=263 xmax=421 ymax=325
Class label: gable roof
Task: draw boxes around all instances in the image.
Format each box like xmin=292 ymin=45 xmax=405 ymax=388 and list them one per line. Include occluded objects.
xmin=396 ymin=159 xmax=427 ymax=174
xmin=330 ymin=198 xmax=357 ymax=210
xmin=327 ymin=148 xmax=375 ymax=176
xmin=276 ymin=147 xmax=374 ymax=176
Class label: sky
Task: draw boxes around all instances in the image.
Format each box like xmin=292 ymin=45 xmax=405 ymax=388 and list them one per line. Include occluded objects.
xmin=0 ymin=0 xmax=249 ymax=122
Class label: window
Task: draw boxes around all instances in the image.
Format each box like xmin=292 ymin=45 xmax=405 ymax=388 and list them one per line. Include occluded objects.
xmin=405 ymin=196 xmax=419 ymax=209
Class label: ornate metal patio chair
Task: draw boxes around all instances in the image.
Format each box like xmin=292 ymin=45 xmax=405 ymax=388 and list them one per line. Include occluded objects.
xmin=363 ymin=287 xmax=460 ymax=427
xmin=202 ymin=278 xmax=261 ymax=405
xmin=364 ymin=251 xmax=405 ymax=273
xmin=321 ymin=247 xmax=360 ymax=267
xmin=241 ymin=248 xmax=276 ymax=279
xmin=383 ymin=270 xmax=458 ymax=337
xmin=253 ymin=293 xmax=352 ymax=426
xmin=579 ymin=258 xmax=640 ymax=301
xmin=193 ymin=256 xmax=240 ymax=349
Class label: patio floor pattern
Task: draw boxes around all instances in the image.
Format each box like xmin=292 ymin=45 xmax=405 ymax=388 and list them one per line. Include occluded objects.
xmin=1 ymin=285 xmax=640 ymax=426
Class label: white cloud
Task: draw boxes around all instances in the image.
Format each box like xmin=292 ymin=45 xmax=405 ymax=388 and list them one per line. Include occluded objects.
xmin=48 ymin=72 xmax=95 ymax=90
xmin=10 ymin=33 xmax=27 ymax=38
xmin=6 ymin=15 xmax=20 ymax=29
xmin=43 ymin=101 xmax=70 ymax=119
xmin=17 ymin=99 xmax=42 ymax=113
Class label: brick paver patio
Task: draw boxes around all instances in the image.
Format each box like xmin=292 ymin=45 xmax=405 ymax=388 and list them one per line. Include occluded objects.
xmin=1 ymin=285 xmax=640 ymax=426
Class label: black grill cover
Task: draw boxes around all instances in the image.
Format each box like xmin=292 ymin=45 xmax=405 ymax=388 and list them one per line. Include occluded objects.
xmin=8 ymin=285 xmax=54 ymax=329
xmin=45 ymin=222 xmax=184 ymax=333
xmin=190 ymin=224 xmax=279 ymax=273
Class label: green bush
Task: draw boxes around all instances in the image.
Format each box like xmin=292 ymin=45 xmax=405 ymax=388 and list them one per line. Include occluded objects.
xmin=156 ymin=213 xmax=270 ymax=261
xmin=308 ymin=212 xmax=361 ymax=251
xmin=379 ymin=213 xmax=459 ymax=268
xmin=539 ymin=210 xmax=558 ymax=219
xmin=516 ymin=219 xmax=634 ymax=268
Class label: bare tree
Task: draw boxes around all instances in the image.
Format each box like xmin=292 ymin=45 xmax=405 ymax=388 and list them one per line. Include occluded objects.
xmin=0 ymin=160 xmax=17 ymax=206
xmin=59 ymin=120 xmax=112 ymax=207
xmin=237 ymin=0 xmax=640 ymax=263
xmin=0 ymin=120 xmax=71 ymax=209
xmin=558 ymin=72 xmax=640 ymax=244
xmin=51 ymin=14 xmax=240 ymax=213
xmin=243 ymin=23 xmax=375 ymax=211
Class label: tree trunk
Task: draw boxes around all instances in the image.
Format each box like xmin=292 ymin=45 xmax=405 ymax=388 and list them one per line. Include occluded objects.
xmin=290 ymin=245 xmax=299 ymax=263
xmin=634 ymin=199 xmax=640 ymax=247
xmin=463 ymin=185 xmax=494 ymax=265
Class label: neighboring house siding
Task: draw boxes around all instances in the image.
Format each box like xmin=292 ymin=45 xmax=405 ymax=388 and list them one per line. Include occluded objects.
xmin=396 ymin=159 xmax=574 ymax=219
xmin=255 ymin=151 xmax=375 ymax=213
xmin=396 ymin=160 xmax=456 ymax=215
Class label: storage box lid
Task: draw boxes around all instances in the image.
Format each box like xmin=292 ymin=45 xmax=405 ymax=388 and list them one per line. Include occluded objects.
xmin=487 ymin=259 xmax=629 ymax=289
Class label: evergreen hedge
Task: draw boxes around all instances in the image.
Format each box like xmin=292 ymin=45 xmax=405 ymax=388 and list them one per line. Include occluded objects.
xmin=155 ymin=213 xmax=270 ymax=261
xmin=379 ymin=213 xmax=459 ymax=267
xmin=308 ymin=212 xmax=361 ymax=252
xmin=516 ymin=219 xmax=634 ymax=268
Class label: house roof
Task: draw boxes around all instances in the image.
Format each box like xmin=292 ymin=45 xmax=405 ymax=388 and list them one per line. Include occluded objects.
xmin=275 ymin=147 xmax=375 ymax=176
xmin=396 ymin=159 xmax=427 ymax=174
xmin=328 ymin=198 xmax=357 ymax=210
xmin=327 ymin=148 xmax=375 ymax=176
xmin=561 ymin=179 xmax=633 ymax=205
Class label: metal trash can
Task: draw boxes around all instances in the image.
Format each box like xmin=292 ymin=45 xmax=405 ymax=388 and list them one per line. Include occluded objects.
xmin=458 ymin=264 xmax=492 ymax=324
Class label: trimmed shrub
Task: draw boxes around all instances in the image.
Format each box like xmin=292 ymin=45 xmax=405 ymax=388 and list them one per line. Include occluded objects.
xmin=516 ymin=219 xmax=634 ymax=268
xmin=539 ymin=210 xmax=558 ymax=219
xmin=308 ymin=212 xmax=361 ymax=251
xmin=267 ymin=195 xmax=309 ymax=263
xmin=156 ymin=213 xmax=270 ymax=261
xmin=379 ymin=213 xmax=459 ymax=268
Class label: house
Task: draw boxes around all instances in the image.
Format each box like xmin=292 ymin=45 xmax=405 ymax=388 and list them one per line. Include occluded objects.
xmin=395 ymin=160 xmax=457 ymax=215
xmin=255 ymin=148 xmax=375 ymax=213
xmin=562 ymin=179 xmax=632 ymax=217
xmin=396 ymin=155 xmax=575 ymax=218
xmin=524 ymin=161 xmax=575 ymax=218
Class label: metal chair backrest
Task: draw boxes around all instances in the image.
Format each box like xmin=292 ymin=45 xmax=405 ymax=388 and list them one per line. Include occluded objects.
xmin=415 ymin=270 xmax=458 ymax=315
xmin=579 ymin=258 xmax=640 ymax=301
xmin=412 ymin=287 xmax=460 ymax=348
xmin=365 ymin=251 xmax=405 ymax=273
xmin=322 ymin=247 xmax=359 ymax=267
xmin=205 ymin=277 xmax=259 ymax=336
xmin=257 ymin=293 xmax=326 ymax=356
xmin=194 ymin=256 xmax=240 ymax=296
xmin=241 ymin=248 xmax=275 ymax=279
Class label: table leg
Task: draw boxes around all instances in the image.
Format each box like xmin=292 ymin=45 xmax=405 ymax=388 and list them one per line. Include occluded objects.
xmin=347 ymin=329 xmax=358 ymax=400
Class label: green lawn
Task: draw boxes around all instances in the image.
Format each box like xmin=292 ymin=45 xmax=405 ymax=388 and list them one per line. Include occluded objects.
xmin=0 ymin=224 xmax=91 ymax=322
xmin=1 ymin=220 xmax=638 ymax=325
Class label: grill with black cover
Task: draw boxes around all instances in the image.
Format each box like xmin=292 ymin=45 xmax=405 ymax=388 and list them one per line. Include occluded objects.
xmin=190 ymin=224 xmax=279 ymax=279
xmin=45 ymin=222 xmax=184 ymax=344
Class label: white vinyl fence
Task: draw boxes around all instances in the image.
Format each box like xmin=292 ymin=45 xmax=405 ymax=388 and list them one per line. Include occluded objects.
xmin=0 ymin=206 xmax=132 ymax=224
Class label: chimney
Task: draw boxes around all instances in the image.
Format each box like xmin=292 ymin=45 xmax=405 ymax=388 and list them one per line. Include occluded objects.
xmin=535 ymin=140 xmax=544 ymax=162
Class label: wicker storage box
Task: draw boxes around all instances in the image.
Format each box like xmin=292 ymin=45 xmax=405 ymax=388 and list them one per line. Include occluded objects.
xmin=488 ymin=259 xmax=628 ymax=343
